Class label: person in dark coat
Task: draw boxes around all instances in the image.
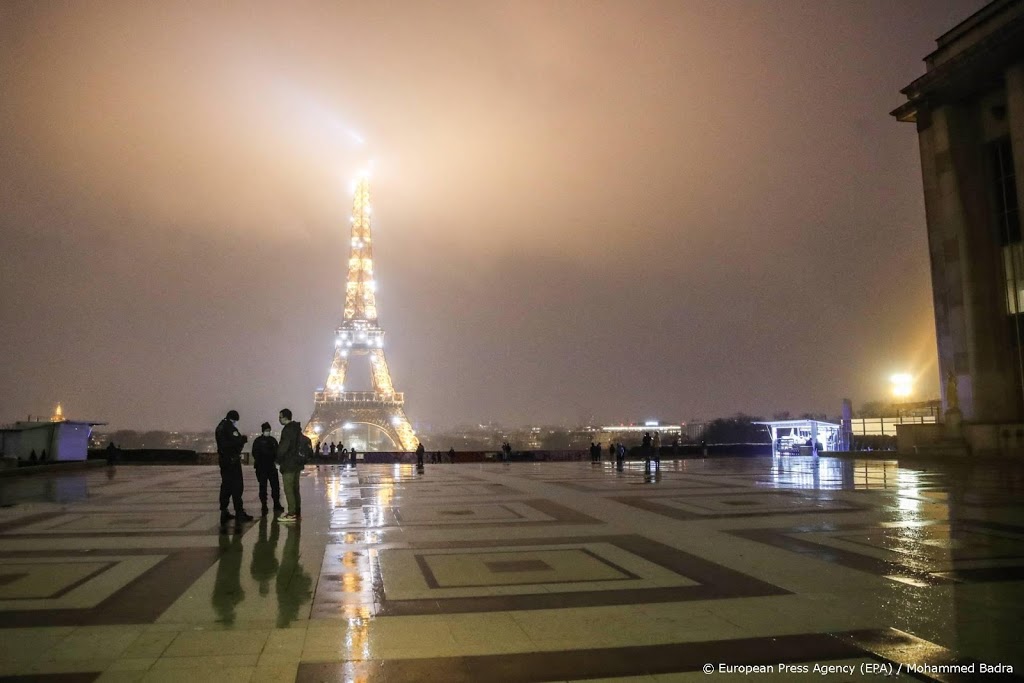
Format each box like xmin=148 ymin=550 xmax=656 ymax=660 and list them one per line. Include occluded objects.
xmin=276 ymin=408 xmax=303 ymax=522
xmin=252 ymin=422 xmax=284 ymax=516
xmin=215 ymin=410 xmax=254 ymax=524
xmin=416 ymin=442 xmax=425 ymax=468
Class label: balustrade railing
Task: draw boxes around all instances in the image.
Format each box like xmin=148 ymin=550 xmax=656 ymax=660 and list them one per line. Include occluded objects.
xmin=315 ymin=390 xmax=404 ymax=404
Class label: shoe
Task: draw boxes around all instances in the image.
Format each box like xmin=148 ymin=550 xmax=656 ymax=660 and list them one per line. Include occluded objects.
xmin=273 ymin=505 xmax=285 ymax=514
xmin=279 ymin=513 xmax=296 ymax=523
xmin=236 ymin=511 xmax=255 ymax=522
xmin=220 ymin=511 xmax=234 ymax=522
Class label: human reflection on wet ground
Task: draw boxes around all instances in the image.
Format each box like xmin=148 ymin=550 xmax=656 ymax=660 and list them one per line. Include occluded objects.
xmin=275 ymin=522 xmax=314 ymax=628
xmin=250 ymin=516 xmax=280 ymax=597
xmin=0 ymin=457 xmax=1022 ymax=681
xmin=209 ymin=515 xmax=313 ymax=629
xmin=212 ymin=524 xmax=245 ymax=626
xmin=0 ymin=471 xmax=91 ymax=505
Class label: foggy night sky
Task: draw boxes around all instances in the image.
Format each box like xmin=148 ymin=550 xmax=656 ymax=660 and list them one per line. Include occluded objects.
xmin=0 ymin=1 xmax=987 ymax=432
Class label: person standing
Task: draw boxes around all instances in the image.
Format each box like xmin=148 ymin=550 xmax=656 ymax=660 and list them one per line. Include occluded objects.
xmin=416 ymin=442 xmax=425 ymax=469
xmin=252 ymin=422 xmax=284 ymax=516
xmin=276 ymin=408 xmax=303 ymax=523
xmin=652 ymin=432 xmax=661 ymax=466
xmin=215 ymin=410 xmax=254 ymax=524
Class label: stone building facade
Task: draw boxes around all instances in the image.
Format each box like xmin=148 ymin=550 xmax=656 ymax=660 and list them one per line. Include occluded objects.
xmin=892 ymin=0 xmax=1024 ymax=426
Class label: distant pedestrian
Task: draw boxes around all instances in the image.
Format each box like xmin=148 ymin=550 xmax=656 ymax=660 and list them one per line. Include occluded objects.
xmin=416 ymin=442 xmax=425 ymax=468
xmin=215 ymin=410 xmax=254 ymax=524
xmin=608 ymin=442 xmax=615 ymax=462
xmin=641 ymin=432 xmax=652 ymax=471
xmin=350 ymin=447 xmax=358 ymax=466
xmin=314 ymin=441 xmax=322 ymax=458
xmin=337 ymin=443 xmax=344 ymax=461
xmin=447 ymin=447 xmax=455 ymax=463
xmin=329 ymin=442 xmax=337 ymax=458
xmin=252 ymin=422 xmax=284 ymax=516
xmin=276 ymin=409 xmax=304 ymax=523
xmin=652 ymin=432 xmax=661 ymax=468
xmin=502 ymin=441 xmax=512 ymax=462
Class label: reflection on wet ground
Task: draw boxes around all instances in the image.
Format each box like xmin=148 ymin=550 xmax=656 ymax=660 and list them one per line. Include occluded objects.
xmin=0 ymin=471 xmax=92 ymax=505
xmin=0 ymin=457 xmax=1022 ymax=682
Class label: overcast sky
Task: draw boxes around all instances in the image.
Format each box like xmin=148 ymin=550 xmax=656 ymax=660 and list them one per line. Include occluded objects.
xmin=0 ymin=0 xmax=987 ymax=431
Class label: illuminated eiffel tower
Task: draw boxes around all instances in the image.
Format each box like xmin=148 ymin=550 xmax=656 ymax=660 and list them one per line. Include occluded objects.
xmin=304 ymin=172 xmax=418 ymax=451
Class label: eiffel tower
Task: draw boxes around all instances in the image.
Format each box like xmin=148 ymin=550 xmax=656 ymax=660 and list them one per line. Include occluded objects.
xmin=304 ymin=172 xmax=418 ymax=451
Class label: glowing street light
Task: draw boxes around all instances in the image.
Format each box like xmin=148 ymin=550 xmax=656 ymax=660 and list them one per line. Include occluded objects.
xmin=891 ymin=373 xmax=913 ymax=399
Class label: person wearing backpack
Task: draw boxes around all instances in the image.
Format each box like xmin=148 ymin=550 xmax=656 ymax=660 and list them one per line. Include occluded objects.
xmin=276 ymin=408 xmax=307 ymax=523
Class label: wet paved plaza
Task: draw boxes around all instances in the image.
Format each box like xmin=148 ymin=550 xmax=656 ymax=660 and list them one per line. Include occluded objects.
xmin=0 ymin=457 xmax=1023 ymax=682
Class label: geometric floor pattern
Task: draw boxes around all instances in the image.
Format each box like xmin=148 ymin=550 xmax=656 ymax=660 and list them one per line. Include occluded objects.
xmin=0 ymin=456 xmax=1022 ymax=681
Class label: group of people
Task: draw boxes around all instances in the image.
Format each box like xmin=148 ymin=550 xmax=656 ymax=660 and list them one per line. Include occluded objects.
xmin=588 ymin=441 xmax=628 ymax=466
xmin=314 ymin=440 xmax=348 ymax=460
xmin=215 ymin=408 xmax=307 ymax=526
xmin=588 ymin=431 xmax=666 ymax=472
xmin=426 ymin=448 xmax=456 ymax=463
xmin=25 ymin=449 xmax=49 ymax=463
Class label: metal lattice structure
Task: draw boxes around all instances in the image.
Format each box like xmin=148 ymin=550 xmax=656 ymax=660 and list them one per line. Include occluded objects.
xmin=304 ymin=174 xmax=418 ymax=451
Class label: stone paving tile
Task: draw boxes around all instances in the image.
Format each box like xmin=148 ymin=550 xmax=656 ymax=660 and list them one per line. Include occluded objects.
xmin=2 ymin=458 xmax=1023 ymax=682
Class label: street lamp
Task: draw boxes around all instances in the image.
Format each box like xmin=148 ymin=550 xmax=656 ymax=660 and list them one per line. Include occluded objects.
xmin=890 ymin=373 xmax=913 ymax=400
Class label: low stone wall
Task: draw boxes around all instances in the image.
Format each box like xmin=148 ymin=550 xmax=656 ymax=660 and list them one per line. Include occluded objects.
xmin=964 ymin=423 xmax=1024 ymax=456
xmin=88 ymin=448 xmax=200 ymax=464
xmin=0 ymin=459 xmax=107 ymax=477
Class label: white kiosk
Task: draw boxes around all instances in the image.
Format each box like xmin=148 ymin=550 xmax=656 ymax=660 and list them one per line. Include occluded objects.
xmin=755 ymin=419 xmax=842 ymax=457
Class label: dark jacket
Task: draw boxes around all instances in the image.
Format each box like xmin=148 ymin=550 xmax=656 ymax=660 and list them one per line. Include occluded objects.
xmin=252 ymin=435 xmax=279 ymax=469
xmin=215 ymin=418 xmax=247 ymax=466
xmin=277 ymin=421 xmax=303 ymax=473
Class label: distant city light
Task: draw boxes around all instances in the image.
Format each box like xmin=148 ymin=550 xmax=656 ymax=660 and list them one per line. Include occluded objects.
xmin=891 ymin=373 xmax=913 ymax=399
xmin=644 ymin=420 xmax=659 ymax=426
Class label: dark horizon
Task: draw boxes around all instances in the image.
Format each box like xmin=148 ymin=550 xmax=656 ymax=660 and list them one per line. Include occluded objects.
xmin=0 ymin=1 xmax=986 ymax=433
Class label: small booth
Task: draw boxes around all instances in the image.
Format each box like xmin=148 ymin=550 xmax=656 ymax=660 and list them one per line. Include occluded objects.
xmin=755 ymin=419 xmax=842 ymax=457
xmin=0 ymin=419 xmax=104 ymax=463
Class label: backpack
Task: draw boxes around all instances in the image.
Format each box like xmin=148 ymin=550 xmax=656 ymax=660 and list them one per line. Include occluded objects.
xmin=298 ymin=433 xmax=314 ymax=467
